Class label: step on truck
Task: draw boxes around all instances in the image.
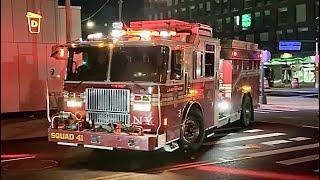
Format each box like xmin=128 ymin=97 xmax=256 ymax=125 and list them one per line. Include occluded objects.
xmin=48 ymin=20 xmax=261 ymax=152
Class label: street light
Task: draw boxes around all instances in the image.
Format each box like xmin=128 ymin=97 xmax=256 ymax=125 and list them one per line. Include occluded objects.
xmin=86 ymin=20 xmax=95 ymax=29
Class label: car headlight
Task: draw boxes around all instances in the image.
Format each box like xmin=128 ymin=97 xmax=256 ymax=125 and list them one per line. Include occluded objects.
xmin=133 ymin=102 xmax=151 ymax=112
xmin=66 ymin=99 xmax=83 ymax=108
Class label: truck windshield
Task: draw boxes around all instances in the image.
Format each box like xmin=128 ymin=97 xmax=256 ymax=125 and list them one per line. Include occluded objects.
xmin=66 ymin=47 xmax=109 ymax=81
xmin=66 ymin=45 xmax=169 ymax=83
xmin=110 ymin=45 xmax=169 ymax=83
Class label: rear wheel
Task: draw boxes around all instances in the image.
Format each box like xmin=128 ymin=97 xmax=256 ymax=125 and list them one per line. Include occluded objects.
xmin=239 ymin=95 xmax=254 ymax=127
xmin=179 ymin=108 xmax=205 ymax=152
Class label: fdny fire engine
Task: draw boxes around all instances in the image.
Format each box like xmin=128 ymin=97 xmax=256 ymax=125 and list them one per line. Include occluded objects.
xmin=48 ymin=20 xmax=260 ymax=152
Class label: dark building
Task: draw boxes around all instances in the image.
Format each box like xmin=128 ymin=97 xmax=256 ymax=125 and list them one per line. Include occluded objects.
xmin=144 ymin=0 xmax=319 ymax=57
xmin=144 ymin=0 xmax=319 ymax=87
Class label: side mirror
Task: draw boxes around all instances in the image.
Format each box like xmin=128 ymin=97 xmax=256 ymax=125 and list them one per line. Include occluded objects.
xmin=51 ymin=46 xmax=68 ymax=60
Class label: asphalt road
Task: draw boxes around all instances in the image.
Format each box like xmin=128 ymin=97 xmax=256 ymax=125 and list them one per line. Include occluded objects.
xmin=1 ymin=102 xmax=319 ymax=180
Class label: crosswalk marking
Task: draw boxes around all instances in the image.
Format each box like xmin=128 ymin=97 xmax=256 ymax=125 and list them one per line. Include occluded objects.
xmin=302 ymin=125 xmax=319 ymax=129
xmin=243 ymin=129 xmax=264 ymax=133
xmin=214 ymin=133 xmax=286 ymax=144
xmin=254 ymin=107 xmax=299 ymax=114
xmin=246 ymin=143 xmax=319 ymax=158
xmin=220 ymin=145 xmax=251 ymax=151
xmin=289 ymin=137 xmax=311 ymax=141
xmin=276 ymin=154 xmax=319 ymax=165
xmin=261 ymin=140 xmax=292 ymax=146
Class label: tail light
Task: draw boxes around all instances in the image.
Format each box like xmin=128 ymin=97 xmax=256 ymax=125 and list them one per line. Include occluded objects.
xmin=232 ymin=51 xmax=238 ymax=58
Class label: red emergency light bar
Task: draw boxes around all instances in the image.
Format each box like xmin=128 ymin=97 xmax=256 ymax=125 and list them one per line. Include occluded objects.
xmin=129 ymin=19 xmax=212 ymax=37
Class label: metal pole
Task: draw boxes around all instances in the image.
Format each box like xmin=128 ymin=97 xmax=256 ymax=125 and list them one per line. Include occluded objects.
xmin=260 ymin=58 xmax=267 ymax=104
xmin=118 ymin=0 xmax=123 ymax=22
xmin=65 ymin=0 xmax=72 ymax=42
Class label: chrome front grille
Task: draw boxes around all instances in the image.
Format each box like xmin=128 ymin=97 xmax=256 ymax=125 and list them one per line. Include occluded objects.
xmin=87 ymin=112 xmax=129 ymax=125
xmin=85 ymin=88 xmax=130 ymax=125
xmin=86 ymin=88 xmax=130 ymax=113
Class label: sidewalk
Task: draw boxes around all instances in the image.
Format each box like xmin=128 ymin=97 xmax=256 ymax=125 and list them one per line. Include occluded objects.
xmin=260 ymin=96 xmax=319 ymax=110
xmin=264 ymin=87 xmax=318 ymax=97
xmin=1 ymin=116 xmax=49 ymax=141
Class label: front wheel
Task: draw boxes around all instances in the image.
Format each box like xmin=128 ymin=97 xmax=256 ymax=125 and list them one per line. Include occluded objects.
xmin=179 ymin=108 xmax=205 ymax=152
xmin=239 ymin=95 xmax=254 ymax=127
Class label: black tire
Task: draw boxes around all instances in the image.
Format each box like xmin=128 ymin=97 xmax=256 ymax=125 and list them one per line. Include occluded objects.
xmin=239 ymin=95 xmax=254 ymax=127
xmin=179 ymin=108 xmax=205 ymax=152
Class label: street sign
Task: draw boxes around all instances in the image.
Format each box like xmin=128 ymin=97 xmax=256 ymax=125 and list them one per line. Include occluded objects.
xmin=279 ymin=41 xmax=301 ymax=51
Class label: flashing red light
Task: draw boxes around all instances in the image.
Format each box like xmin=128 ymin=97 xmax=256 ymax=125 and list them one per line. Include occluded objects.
xmin=232 ymin=51 xmax=238 ymax=57
xmin=134 ymin=95 xmax=142 ymax=101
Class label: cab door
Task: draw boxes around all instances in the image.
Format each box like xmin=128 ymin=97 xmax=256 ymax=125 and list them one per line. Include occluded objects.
xmin=202 ymin=42 xmax=220 ymax=129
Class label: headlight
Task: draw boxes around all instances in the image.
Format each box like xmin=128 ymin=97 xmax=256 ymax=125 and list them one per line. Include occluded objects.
xmin=133 ymin=102 xmax=151 ymax=112
xmin=218 ymin=100 xmax=230 ymax=112
xmin=66 ymin=99 xmax=83 ymax=108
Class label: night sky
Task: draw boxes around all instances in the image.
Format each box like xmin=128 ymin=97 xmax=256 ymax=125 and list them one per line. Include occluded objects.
xmin=58 ymin=0 xmax=144 ymax=34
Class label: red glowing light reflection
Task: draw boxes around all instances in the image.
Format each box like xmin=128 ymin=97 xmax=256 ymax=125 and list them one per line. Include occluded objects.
xmin=197 ymin=165 xmax=317 ymax=180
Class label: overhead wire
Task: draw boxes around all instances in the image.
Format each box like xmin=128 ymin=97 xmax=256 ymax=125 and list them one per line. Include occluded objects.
xmin=81 ymin=0 xmax=111 ymax=22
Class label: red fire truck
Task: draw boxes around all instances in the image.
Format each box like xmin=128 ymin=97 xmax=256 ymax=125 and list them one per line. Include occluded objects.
xmin=48 ymin=20 xmax=260 ymax=152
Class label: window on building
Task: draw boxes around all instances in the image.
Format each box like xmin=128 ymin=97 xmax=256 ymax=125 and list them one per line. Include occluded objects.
xmin=278 ymin=7 xmax=288 ymax=25
xmin=265 ymin=0 xmax=272 ymax=5
xmin=234 ymin=15 xmax=240 ymax=31
xmin=193 ymin=52 xmax=203 ymax=79
xmin=154 ymin=13 xmax=158 ymax=19
xmin=181 ymin=0 xmax=184 ymax=2
xmin=214 ymin=0 xmax=221 ymax=15
xmin=168 ymin=11 xmax=172 ymax=18
xmin=206 ymin=1 xmax=211 ymax=12
xmin=181 ymin=7 xmax=187 ymax=18
xmin=189 ymin=5 xmax=196 ymax=19
xmin=254 ymin=12 xmax=262 ymax=27
xmin=170 ymin=50 xmax=182 ymax=80
xmin=296 ymin=4 xmax=306 ymax=23
xmin=174 ymin=0 xmax=178 ymax=5
xmin=297 ymin=27 xmax=309 ymax=40
xmin=230 ymin=0 xmax=242 ymax=12
xmin=199 ymin=3 xmax=205 ymax=16
xmin=256 ymin=0 xmax=263 ymax=7
xmin=246 ymin=34 xmax=254 ymax=42
xmin=199 ymin=3 xmax=203 ymax=9
xmin=222 ymin=0 xmax=229 ymax=14
xmin=244 ymin=0 xmax=253 ymax=9
xmin=264 ymin=10 xmax=271 ymax=26
xmin=276 ymin=30 xmax=283 ymax=41
xmin=148 ymin=14 xmax=152 ymax=20
xmin=159 ymin=12 xmax=164 ymax=19
xmin=260 ymin=32 xmax=268 ymax=41
xmin=215 ymin=18 xmax=223 ymax=32
xmin=173 ymin=9 xmax=178 ymax=17
xmin=316 ymin=1 xmax=319 ymax=19
xmin=226 ymin=17 xmax=231 ymax=23
xmin=167 ymin=0 xmax=172 ymax=6
xmin=286 ymin=29 xmax=294 ymax=39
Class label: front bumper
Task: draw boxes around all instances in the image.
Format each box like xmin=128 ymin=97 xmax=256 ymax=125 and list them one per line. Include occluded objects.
xmin=48 ymin=128 xmax=165 ymax=151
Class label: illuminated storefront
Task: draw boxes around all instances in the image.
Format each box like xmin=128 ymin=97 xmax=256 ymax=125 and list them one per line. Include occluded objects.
xmin=264 ymin=56 xmax=316 ymax=87
xmin=1 ymin=0 xmax=81 ymax=113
